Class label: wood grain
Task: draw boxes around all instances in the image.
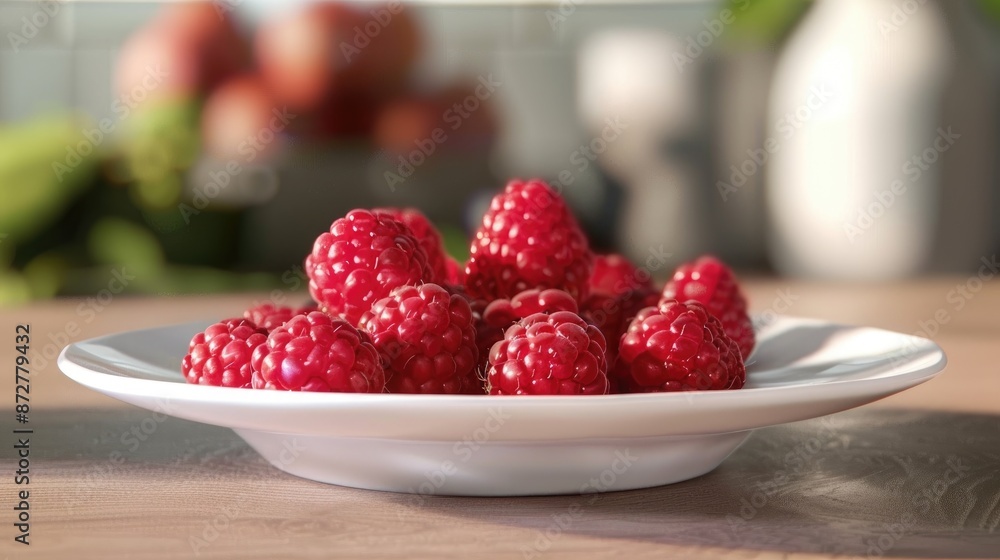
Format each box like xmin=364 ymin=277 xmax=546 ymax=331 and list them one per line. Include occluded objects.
xmin=1 ymin=279 xmax=999 ymax=559
xmin=2 ymin=408 xmax=998 ymax=559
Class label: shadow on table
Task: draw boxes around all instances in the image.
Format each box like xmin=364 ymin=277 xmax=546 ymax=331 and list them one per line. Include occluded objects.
xmin=384 ymin=408 xmax=1000 ymax=558
xmin=14 ymin=408 xmax=999 ymax=557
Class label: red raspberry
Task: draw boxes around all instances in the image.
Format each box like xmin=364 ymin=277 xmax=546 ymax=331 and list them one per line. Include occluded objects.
xmin=442 ymin=281 xmax=475 ymax=303
xmin=452 ymin=291 xmax=492 ymax=370
xmin=465 ymin=179 xmax=593 ymax=301
xmin=482 ymin=288 xmax=579 ymax=327
xmin=243 ymin=302 xmax=318 ymax=332
xmin=251 ymin=311 xmax=385 ymax=392
xmin=445 ymin=256 xmax=465 ymax=285
xmin=487 ymin=311 xmax=609 ymax=395
xmin=305 ymin=209 xmax=433 ymax=325
xmin=660 ymin=255 xmax=755 ymax=359
xmin=360 ymin=283 xmax=480 ymax=394
xmin=614 ymin=300 xmax=745 ymax=393
xmin=588 ymin=253 xmax=654 ymax=297
xmin=374 ymin=207 xmax=448 ymax=283
xmin=581 ymin=287 xmax=660 ymax=366
xmin=476 ymin=288 xmax=579 ymax=374
xmin=182 ymin=319 xmax=267 ymax=388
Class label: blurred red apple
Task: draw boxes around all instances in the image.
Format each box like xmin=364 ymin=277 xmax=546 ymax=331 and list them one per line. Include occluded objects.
xmin=115 ymin=25 xmax=203 ymax=105
xmin=254 ymin=3 xmax=365 ymax=113
xmin=373 ymin=95 xmax=440 ymax=156
xmin=156 ymin=1 xmax=247 ymax=90
xmin=374 ymin=85 xmax=497 ymax=156
xmin=201 ymin=75 xmax=288 ymax=162
xmin=297 ymin=92 xmax=383 ymax=140
xmin=255 ymin=2 xmax=424 ymax=114
xmin=115 ymin=1 xmax=247 ymax=107
xmin=348 ymin=2 xmax=422 ymax=94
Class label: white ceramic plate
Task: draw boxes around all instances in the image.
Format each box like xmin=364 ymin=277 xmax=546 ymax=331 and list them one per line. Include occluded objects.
xmin=58 ymin=316 xmax=946 ymax=496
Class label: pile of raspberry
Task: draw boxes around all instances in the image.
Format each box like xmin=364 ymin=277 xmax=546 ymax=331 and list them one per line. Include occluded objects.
xmin=182 ymin=179 xmax=756 ymax=395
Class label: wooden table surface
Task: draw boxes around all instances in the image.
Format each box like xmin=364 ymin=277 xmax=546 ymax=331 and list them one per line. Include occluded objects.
xmin=2 ymin=279 xmax=999 ymax=560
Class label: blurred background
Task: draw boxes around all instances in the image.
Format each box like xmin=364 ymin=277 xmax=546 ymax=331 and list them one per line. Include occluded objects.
xmin=1 ymin=0 xmax=999 ymax=304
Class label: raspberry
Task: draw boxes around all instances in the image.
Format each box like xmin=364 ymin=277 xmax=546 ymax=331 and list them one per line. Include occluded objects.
xmin=243 ymin=302 xmax=318 ymax=332
xmin=251 ymin=311 xmax=385 ymax=392
xmin=182 ymin=319 xmax=267 ymax=388
xmin=581 ymin=287 xmax=659 ymax=366
xmin=465 ymin=179 xmax=593 ymax=301
xmin=442 ymin=281 xmax=475 ymax=302
xmin=614 ymin=300 xmax=745 ymax=393
xmin=360 ymin=283 xmax=480 ymax=394
xmin=660 ymin=255 xmax=755 ymax=359
xmin=445 ymin=256 xmax=465 ymax=285
xmin=589 ymin=253 xmax=653 ymax=297
xmin=374 ymin=207 xmax=448 ymax=283
xmin=476 ymin=288 xmax=579 ymax=374
xmin=487 ymin=311 xmax=609 ymax=395
xmin=482 ymin=288 xmax=579 ymax=327
xmin=305 ymin=209 xmax=433 ymax=325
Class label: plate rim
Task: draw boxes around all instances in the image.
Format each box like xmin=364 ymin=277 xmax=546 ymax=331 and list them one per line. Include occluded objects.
xmin=54 ymin=316 xmax=949 ymax=494
xmin=57 ymin=316 xmax=947 ymax=403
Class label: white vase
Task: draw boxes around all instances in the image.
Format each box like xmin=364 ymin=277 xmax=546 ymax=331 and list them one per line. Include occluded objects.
xmin=767 ymin=0 xmax=950 ymax=279
xmin=577 ymin=30 xmax=706 ymax=267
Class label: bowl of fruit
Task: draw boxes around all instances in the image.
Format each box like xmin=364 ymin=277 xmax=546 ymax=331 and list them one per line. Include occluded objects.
xmin=58 ymin=179 xmax=946 ymax=496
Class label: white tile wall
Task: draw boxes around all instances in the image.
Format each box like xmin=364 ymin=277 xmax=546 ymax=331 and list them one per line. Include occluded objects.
xmin=0 ymin=1 xmax=156 ymax=121
xmin=0 ymin=49 xmax=73 ymax=120
xmin=0 ymin=1 xmax=717 ymax=176
xmin=72 ymin=47 xmax=116 ymax=122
